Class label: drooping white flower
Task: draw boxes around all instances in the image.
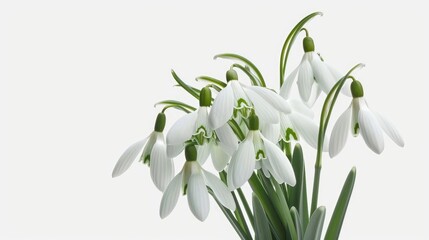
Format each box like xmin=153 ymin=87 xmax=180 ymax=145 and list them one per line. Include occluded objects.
xmin=166 ymin=87 xmax=237 ymax=171
xmin=329 ymin=81 xmax=404 ymax=157
xmin=160 ymin=145 xmax=236 ymax=221
xmin=227 ymin=114 xmax=296 ymax=190
xmin=209 ymin=69 xmax=291 ymax=130
xmin=279 ymin=99 xmax=327 ymax=150
xmin=280 ymin=36 xmax=337 ymax=106
xmin=112 ymin=113 xmax=174 ymax=192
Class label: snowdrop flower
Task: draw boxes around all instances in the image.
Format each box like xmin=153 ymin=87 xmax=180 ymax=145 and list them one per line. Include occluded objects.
xmin=227 ymin=114 xmax=296 ymax=190
xmin=112 ymin=113 xmax=174 ymax=192
xmin=209 ymin=69 xmax=291 ymax=130
xmin=279 ymin=99 xmax=323 ymax=149
xmin=329 ymin=80 xmax=404 ymax=157
xmin=160 ymin=145 xmax=236 ymax=221
xmin=280 ymin=35 xmax=337 ymax=106
xmin=166 ymin=87 xmax=237 ymax=171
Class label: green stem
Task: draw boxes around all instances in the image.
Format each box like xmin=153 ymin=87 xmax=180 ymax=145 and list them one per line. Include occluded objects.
xmin=210 ymin=190 xmax=250 ymax=240
xmin=214 ymin=53 xmax=266 ymax=87
xmin=232 ymin=192 xmax=252 ymax=239
xmin=310 ymin=167 xmax=321 ymax=213
xmin=310 ymin=63 xmax=365 ymax=214
xmin=237 ymin=188 xmax=254 ymax=228
xmin=279 ymin=12 xmax=323 ymax=87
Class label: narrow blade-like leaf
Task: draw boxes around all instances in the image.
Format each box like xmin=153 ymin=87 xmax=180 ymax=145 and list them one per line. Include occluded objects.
xmin=304 ymin=206 xmax=326 ymax=240
xmin=324 ymin=167 xmax=356 ymax=240
xmin=253 ymin=194 xmax=272 ymax=240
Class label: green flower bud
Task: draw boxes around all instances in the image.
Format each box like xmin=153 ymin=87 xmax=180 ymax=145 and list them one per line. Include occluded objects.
xmin=185 ymin=144 xmax=197 ymax=162
xmin=154 ymin=112 xmax=166 ymax=132
xmin=226 ymin=69 xmax=238 ymax=82
xmin=248 ymin=114 xmax=259 ymax=131
xmin=199 ymin=87 xmax=212 ymax=107
xmin=303 ymin=36 xmax=315 ymax=52
xmin=351 ymin=80 xmax=364 ymax=98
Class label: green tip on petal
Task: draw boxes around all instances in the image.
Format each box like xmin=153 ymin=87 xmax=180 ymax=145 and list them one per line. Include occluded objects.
xmin=154 ymin=112 xmax=166 ymax=132
xmin=226 ymin=69 xmax=238 ymax=82
xmin=303 ymin=36 xmax=315 ymax=52
xmin=351 ymin=80 xmax=364 ymax=98
xmin=248 ymin=114 xmax=259 ymax=131
xmin=199 ymin=87 xmax=212 ymax=107
xmin=185 ymin=144 xmax=197 ymax=162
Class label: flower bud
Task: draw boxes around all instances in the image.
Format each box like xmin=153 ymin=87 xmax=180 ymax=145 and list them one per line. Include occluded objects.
xmin=154 ymin=112 xmax=166 ymax=132
xmin=199 ymin=87 xmax=212 ymax=107
xmin=350 ymin=80 xmax=364 ymax=98
xmin=248 ymin=114 xmax=259 ymax=131
xmin=303 ymin=36 xmax=315 ymax=52
xmin=185 ymin=144 xmax=197 ymax=162
xmin=226 ymin=69 xmax=238 ymax=82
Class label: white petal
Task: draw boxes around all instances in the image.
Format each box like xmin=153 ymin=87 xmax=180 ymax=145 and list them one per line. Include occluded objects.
xmin=261 ymin=123 xmax=280 ymax=143
xmin=196 ymin=143 xmax=212 ymax=166
xmin=359 ymin=107 xmax=385 ymax=154
xmin=160 ymin=172 xmax=183 ymax=219
xmin=141 ymin=132 xmax=158 ymax=163
xmin=203 ymin=170 xmax=236 ymax=211
xmin=262 ymin=136 xmax=296 ymax=186
xmin=211 ymin=142 xmax=230 ymax=172
xmin=351 ymin=98 xmax=361 ymax=136
xmin=244 ymin=85 xmax=291 ymax=114
xmin=310 ymin=53 xmax=335 ymax=94
xmin=112 ymin=137 xmax=148 ymax=178
xmin=187 ymin=172 xmax=210 ymax=221
xmin=289 ymin=113 xmax=321 ymax=150
xmin=166 ymin=111 xmax=198 ymax=157
xmin=195 ymin=107 xmax=212 ymax=139
xmin=215 ymin=124 xmax=239 ymax=155
xmin=150 ymin=134 xmax=174 ymax=191
xmin=329 ymin=106 xmax=352 ymax=157
xmin=228 ymin=133 xmax=256 ymax=189
xmin=374 ymin=112 xmax=404 ymax=147
xmin=209 ymin=84 xmax=235 ymax=130
xmin=305 ymin=84 xmax=322 ymax=108
xmin=245 ymin=87 xmax=279 ymax=124
xmin=297 ymin=55 xmax=314 ymax=102
xmin=280 ymin=114 xmax=298 ymax=142
xmin=280 ymin=66 xmax=299 ymax=99
xmin=166 ymin=144 xmax=184 ymax=159
xmin=261 ymin=159 xmax=283 ymax=183
xmin=289 ymin=99 xmax=314 ymax=118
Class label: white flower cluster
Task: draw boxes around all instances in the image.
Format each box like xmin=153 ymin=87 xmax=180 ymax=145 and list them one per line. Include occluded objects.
xmin=112 ymin=34 xmax=403 ymax=222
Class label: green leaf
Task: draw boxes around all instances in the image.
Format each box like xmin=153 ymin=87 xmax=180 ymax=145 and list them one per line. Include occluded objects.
xmin=248 ymin=173 xmax=286 ymax=240
xmin=196 ymin=76 xmax=227 ymax=88
xmin=232 ymin=63 xmax=261 ymax=86
xmin=324 ymin=167 xmax=356 ymax=240
xmin=290 ymin=207 xmax=303 ymax=240
xmin=155 ymin=100 xmax=196 ymax=111
xmin=209 ymin=190 xmax=249 ymax=240
xmin=259 ymin=172 xmax=297 ymax=240
xmin=214 ymin=53 xmax=266 ymax=87
xmin=171 ymin=69 xmax=199 ymax=99
xmin=288 ymin=144 xmax=309 ymax=230
xmin=304 ymin=206 xmax=326 ymax=240
xmin=253 ymin=193 xmax=272 ymax=240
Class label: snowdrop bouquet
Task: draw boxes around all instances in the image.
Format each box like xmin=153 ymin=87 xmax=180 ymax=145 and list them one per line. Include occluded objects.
xmin=112 ymin=12 xmax=403 ymax=240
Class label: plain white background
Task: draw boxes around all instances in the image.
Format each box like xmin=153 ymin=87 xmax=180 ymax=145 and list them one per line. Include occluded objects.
xmin=1 ymin=1 xmax=428 ymax=239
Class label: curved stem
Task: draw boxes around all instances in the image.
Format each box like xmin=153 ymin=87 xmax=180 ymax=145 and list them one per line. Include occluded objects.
xmin=300 ymin=28 xmax=310 ymax=37
xmin=214 ymin=53 xmax=266 ymax=87
xmin=279 ymin=12 xmax=323 ymax=87
xmin=310 ymin=63 xmax=365 ymax=213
